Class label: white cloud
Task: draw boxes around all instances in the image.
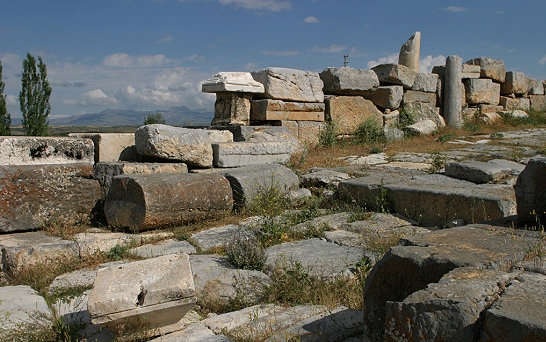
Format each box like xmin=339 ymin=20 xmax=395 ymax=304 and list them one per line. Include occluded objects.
xmin=539 ymin=55 xmax=546 ymax=65
xmin=304 ymin=16 xmax=319 ymax=23
xmin=157 ymin=35 xmax=174 ymax=44
xmin=445 ymin=6 xmax=466 ymax=13
xmin=218 ymin=0 xmax=292 ymax=11
xmin=63 ymin=89 xmax=118 ymax=106
xmin=312 ymin=44 xmax=346 ymax=53
xmin=420 ymin=55 xmax=446 ymax=73
xmin=262 ymin=50 xmax=299 ymax=56
xmin=103 ymin=53 xmax=176 ymax=68
xmin=367 ymin=53 xmax=398 ymax=69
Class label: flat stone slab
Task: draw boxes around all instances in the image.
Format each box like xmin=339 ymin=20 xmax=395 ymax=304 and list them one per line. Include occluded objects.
xmin=74 ymin=231 xmax=143 ymax=257
xmin=371 ymin=64 xmax=417 ymax=89
xmin=150 ymin=322 xmax=232 ymax=341
xmin=251 ymin=99 xmax=325 ymax=122
xmin=69 ymin=132 xmax=135 ymax=163
xmin=0 ymin=285 xmax=52 ymax=332
xmin=88 ymin=253 xmax=197 ymax=333
xmin=445 ymin=159 xmax=524 ymax=184
xmin=320 ymin=67 xmax=379 ymax=95
xmin=251 ymin=67 xmax=324 ymax=103
xmin=265 ymin=238 xmax=364 ymax=278
xmin=129 ymin=239 xmax=196 ymax=258
xmin=337 ymin=168 xmax=516 ymax=227
xmin=300 ymin=169 xmax=351 ymax=187
xmin=0 ymin=136 xmax=94 ymax=165
xmin=212 ymin=141 xmax=294 ymax=168
xmin=190 ymin=224 xmax=245 ymax=251
xmin=202 ymin=72 xmax=265 ymax=93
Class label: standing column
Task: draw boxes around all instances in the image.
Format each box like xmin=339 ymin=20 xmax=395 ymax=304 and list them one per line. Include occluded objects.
xmin=444 ymin=55 xmax=462 ymax=128
xmin=398 ymin=31 xmax=421 ymax=72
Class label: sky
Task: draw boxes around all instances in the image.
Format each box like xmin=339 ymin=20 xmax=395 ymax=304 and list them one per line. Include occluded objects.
xmin=1 ymin=0 xmax=546 ymax=121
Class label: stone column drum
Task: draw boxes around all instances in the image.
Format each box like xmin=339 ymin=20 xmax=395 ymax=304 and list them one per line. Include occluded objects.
xmin=444 ymin=55 xmax=463 ymax=128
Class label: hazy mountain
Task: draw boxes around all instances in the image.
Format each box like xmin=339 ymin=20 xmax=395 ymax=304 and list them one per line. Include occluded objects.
xmin=48 ymin=106 xmax=213 ymax=127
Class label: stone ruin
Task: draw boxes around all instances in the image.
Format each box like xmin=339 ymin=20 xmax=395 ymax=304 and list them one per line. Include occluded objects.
xmin=1 ymin=32 xmax=546 ymax=341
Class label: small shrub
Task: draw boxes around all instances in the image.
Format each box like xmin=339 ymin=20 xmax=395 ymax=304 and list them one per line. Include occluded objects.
xmin=428 ymin=152 xmax=447 ymax=173
xmin=397 ymin=105 xmax=418 ymax=128
xmin=370 ymin=146 xmax=383 ymax=154
xmin=246 ymin=184 xmax=287 ymax=218
xmin=489 ymin=132 xmax=504 ymax=139
xmin=319 ymin=121 xmax=337 ymax=147
xmin=106 ymin=244 xmax=131 ymax=261
xmin=225 ymin=231 xmax=267 ymax=271
xmin=354 ymin=117 xmax=385 ymax=145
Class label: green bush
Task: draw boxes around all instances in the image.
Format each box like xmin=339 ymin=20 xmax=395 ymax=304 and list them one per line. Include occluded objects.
xmin=143 ymin=111 xmax=166 ymax=125
xmin=354 ymin=117 xmax=385 ymax=145
xmin=319 ymin=121 xmax=337 ymax=147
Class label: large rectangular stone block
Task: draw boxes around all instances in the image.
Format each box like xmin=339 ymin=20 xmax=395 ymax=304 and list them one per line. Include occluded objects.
xmin=501 ymin=71 xmax=529 ymax=95
xmin=530 ymin=95 xmax=546 ymax=111
xmin=412 ymin=73 xmax=438 ymax=92
xmin=0 ymin=163 xmax=101 ymax=232
xmin=0 ymin=137 xmax=94 ymax=165
xmin=250 ymin=99 xmax=325 ymax=122
xmin=464 ymin=78 xmax=500 ymax=105
xmin=465 ymin=57 xmax=506 ymax=83
xmin=211 ymin=92 xmax=252 ymax=126
xmin=320 ymin=67 xmax=379 ymax=95
xmin=212 ymin=141 xmax=293 ymax=168
xmin=69 ymin=133 xmax=135 ymax=163
xmin=500 ymin=96 xmax=530 ymax=111
xmin=369 ymin=85 xmax=404 ymax=110
xmin=402 ymin=90 xmax=437 ymax=106
xmin=371 ymin=64 xmax=417 ymax=89
xmin=324 ymin=95 xmax=383 ymax=135
xmin=251 ymin=67 xmax=324 ymax=103
xmin=88 ymin=253 xmax=197 ymax=335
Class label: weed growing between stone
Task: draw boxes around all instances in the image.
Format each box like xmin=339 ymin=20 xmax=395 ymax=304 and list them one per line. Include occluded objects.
xmin=40 ymin=215 xmax=93 ymax=240
xmin=318 ymin=121 xmax=337 ymax=147
xmin=225 ymin=231 xmax=267 ymax=271
xmin=427 ymin=152 xmax=447 ymax=173
xmin=353 ymin=117 xmax=386 ymax=145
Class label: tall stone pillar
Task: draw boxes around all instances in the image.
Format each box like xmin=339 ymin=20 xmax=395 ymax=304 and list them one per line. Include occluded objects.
xmin=444 ymin=55 xmax=463 ymax=128
xmin=398 ymin=32 xmax=421 ymax=72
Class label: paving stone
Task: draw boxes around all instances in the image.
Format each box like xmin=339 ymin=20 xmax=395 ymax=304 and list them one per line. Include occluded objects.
xmin=74 ymin=231 xmax=143 ymax=257
xmin=445 ymin=159 xmax=524 ymax=184
xmin=290 ymin=212 xmax=353 ymax=235
xmin=300 ymin=169 xmax=351 ymax=187
xmin=150 ymin=322 xmax=232 ymax=341
xmin=0 ymin=285 xmax=52 ymax=332
xmin=48 ymin=260 xmax=129 ymax=293
xmin=130 ymin=239 xmax=197 ymax=258
xmin=190 ymin=224 xmax=245 ymax=251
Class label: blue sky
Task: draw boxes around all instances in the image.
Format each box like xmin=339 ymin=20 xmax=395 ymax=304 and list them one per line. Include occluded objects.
xmin=1 ymin=0 xmax=546 ymax=120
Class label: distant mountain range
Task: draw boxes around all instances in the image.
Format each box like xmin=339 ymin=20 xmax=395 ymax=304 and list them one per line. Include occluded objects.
xmin=45 ymin=106 xmax=213 ymax=127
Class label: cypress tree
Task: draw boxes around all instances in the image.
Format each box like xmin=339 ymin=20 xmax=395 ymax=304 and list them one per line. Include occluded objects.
xmin=19 ymin=53 xmax=51 ymax=136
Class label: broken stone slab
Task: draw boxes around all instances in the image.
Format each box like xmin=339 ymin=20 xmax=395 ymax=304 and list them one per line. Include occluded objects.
xmin=48 ymin=260 xmax=128 ymax=294
xmin=530 ymin=94 xmax=546 ymax=111
xmin=369 ymin=85 xmax=403 ymax=110
xmin=265 ymin=238 xmax=364 ymax=278
xmin=265 ymin=306 xmax=364 ymax=342
xmin=202 ymin=72 xmax=265 ymax=93
xmin=464 ymin=78 xmax=501 ymax=105
xmin=514 ymin=156 xmax=546 ymax=227
xmin=0 ymin=163 xmax=101 ymax=233
xmin=402 ymin=90 xmax=437 ymax=106
xmin=290 ymin=212 xmax=352 ymax=235
xmin=465 ymin=57 xmax=506 ymax=83
xmin=0 ymin=231 xmax=79 ymax=276
xmin=319 ymin=67 xmax=379 ymax=95
xmin=104 ymin=173 xmax=233 ymax=231
xmin=324 ymin=95 xmax=383 ymax=135
xmin=405 ymin=119 xmax=438 ymax=135
xmin=481 ymin=272 xmax=546 ymax=341
xmin=251 ymin=67 xmax=324 ymax=103
xmin=500 ymin=96 xmax=530 ymax=111
xmin=69 ymin=133 xmax=135 ymax=163
xmin=202 ymin=304 xmax=284 ymax=334
xmin=149 ymin=322 xmax=232 ymax=342
xmin=130 ymin=239 xmax=197 ymax=258
xmin=384 ymin=267 xmax=520 ymax=342
xmin=300 ymin=169 xmax=351 ymax=187
xmin=0 ymin=285 xmax=52 ymax=333
xmin=190 ymin=224 xmax=245 ymax=251
xmin=411 ymin=73 xmax=438 ymax=92
xmin=337 ymin=169 xmax=516 ymax=227
xmin=371 ymin=64 xmax=418 ymax=89
xmin=75 ymin=231 xmax=142 ymax=257
xmin=212 ymin=141 xmax=296 ymax=168
xmin=135 ymin=124 xmax=213 ymax=168
xmin=501 ymin=71 xmax=529 ymax=96
xmin=250 ymin=99 xmax=325 ymax=122
xmin=445 ymin=159 xmax=524 ymax=184
xmin=220 ymin=163 xmax=299 ymax=209
xmin=93 ymin=161 xmax=188 ymax=197
xmin=398 ymin=31 xmax=421 ymax=72
xmin=0 ymin=136 xmax=94 ymax=165
xmin=461 ymin=64 xmax=481 ymax=79
xmin=362 ymin=224 xmax=542 ymax=341
xmin=88 ymin=254 xmax=196 ymax=334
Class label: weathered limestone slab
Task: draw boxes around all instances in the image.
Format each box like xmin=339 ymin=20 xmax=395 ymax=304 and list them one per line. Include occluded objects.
xmin=501 ymin=71 xmax=529 ymax=95
xmin=445 ymin=159 xmax=524 ymax=184
xmin=265 ymin=238 xmax=364 ymax=278
xmin=405 ymin=119 xmax=437 ymax=135
xmin=211 ymin=92 xmax=252 ymax=126
xmin=212 ymin=141 xmax=293 ymax=168
xmin=75 ymin=231 xmax=142 ymax=257
xmin=222 ymin=125 xmax=298 ymax=143
xmin=202 ymin=72 xmax=265 ymax=93
xmin=296 ymin=120 xmax=324 ymax=147
xmin=398 ymin=31 xmax=421 ymax=72
xmin=324 ymin=96 xmax=383 ymax=135
xmin=220 ymin=163 xmax=299 ymax=209
xmin=514 ymin=156 xmax=546 ymax=227
xmin=88 ymin=254 xmax=197 ymax=334
xmin=403 ymin=102 xmax=445 ymax=127
xmin=461 ymin=64 xmax=481 ymax=79
xmin=369 ymin=85 xmax=403 ymax=109
xmin=479 ymin=111 xmax=502 ymax=124
xmin=530 ymin=94 xmax=546 ymax=111
xmin=384 ymin=268 xmax=519 ymax=342
xmin=250 ymin=99 xmax=325 ymax=122
xmin=362 ymin=224 xmax=541 ymax=341
xmin=500 ymin=96 xmax=530 ymax=111
xmin=479 ymin=104 xmax=504 ymax=113
xmin=464 ymin=78 xmax=500 ymax=105
xmin=319 ymin=67 xmax=379 ymax=95
xmin=94 ymin=161 xmax=188 ymax=197
xmin=190 ymin=224 xmax=244 ymax=251
xmin=465 ymin=57 xmax=506 ymax=83
xmin=0 ymin=231 xmax=79 ymax=275
xmin=0 ymin=285 xmax=52 ymax=332
xmin=135 ymin=124 xmax=213 ymax=168
xmin=402 ymin=90 xmax=436 ymax=106
xmin=481 ymin=272 xmax=546 ymax=342
xmin=371 ymin=64 xmax=417 ymax=89
xmin=104 ymin=173 xmax=233 ymax=231
xmin=412 ymin=73 xmax=438 ymax=92
xmin=130 ymin=239 xmax=197 ymax=258
xmin=444 ymin=55 xmax=463 ymax=127
xmin=0 ymin=136 xmax=94 ymax=165
xmin=300 ymin=169 xmax=350 ymax=187
xmin=251 ymin=67 xmax=324 ymax=103
xmin=69 ymin=133 xmax=134 ymax=163
xmin=528 ymin=78 xmax=545 ymax=95
xmin=0 ymin=163 xmax=101 ymax=232
xmin=337 ymin=169 xmax=516 ymax=227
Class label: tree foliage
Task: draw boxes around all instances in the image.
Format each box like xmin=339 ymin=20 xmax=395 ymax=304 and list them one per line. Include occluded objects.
xmin=0 ymin=60 xmax=11 ymax=136
xmin=143 ymin=111 xmax=166 ymax=125
xmin=19 ymin=53 xmax=51 ymax=136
